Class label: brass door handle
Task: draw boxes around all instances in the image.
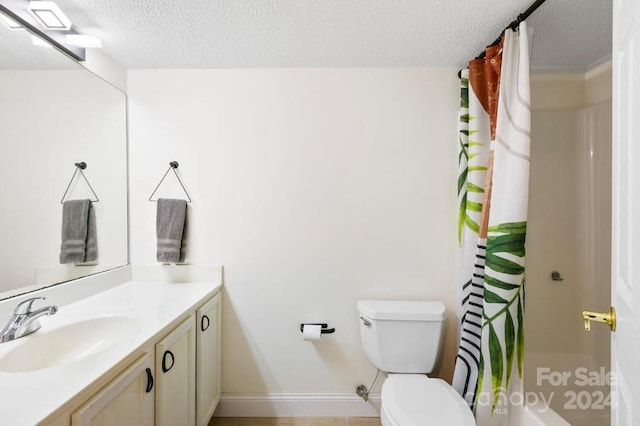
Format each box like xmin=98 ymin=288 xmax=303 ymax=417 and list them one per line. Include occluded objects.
xmin=582 ymin=307 xmax=616 ymax=332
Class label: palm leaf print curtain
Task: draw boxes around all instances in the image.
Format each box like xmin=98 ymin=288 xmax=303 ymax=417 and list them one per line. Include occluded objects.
xmin=453 ymin=22 xmax=531 ymax=426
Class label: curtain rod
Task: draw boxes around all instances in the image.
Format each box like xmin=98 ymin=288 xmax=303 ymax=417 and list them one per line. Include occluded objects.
xmin=472 ymin=0 xmax=548 ymax=61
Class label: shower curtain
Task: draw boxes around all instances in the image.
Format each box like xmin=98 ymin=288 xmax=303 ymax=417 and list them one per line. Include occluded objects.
xmin=453 ymin=21 xmax=531 ymax=426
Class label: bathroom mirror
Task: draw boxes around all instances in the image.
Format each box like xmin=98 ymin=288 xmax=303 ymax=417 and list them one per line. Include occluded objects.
xmin=0 ymin=17 xmax=128 ymax=299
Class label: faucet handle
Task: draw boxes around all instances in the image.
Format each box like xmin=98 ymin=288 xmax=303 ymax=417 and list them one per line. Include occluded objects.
xmin=14 ymin=297 xmax=46 ymax=315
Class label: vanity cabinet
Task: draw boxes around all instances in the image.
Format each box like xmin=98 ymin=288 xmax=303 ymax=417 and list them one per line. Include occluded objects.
xmin=196 ymin=293 xmax=222 ymax=426
xmin=71 ymin=353 xmax=155 ymax=426
xmin=51 ymin=291 xmax=222 ymax=426
xmin=155 ymin=316 xmax=196 ymax=426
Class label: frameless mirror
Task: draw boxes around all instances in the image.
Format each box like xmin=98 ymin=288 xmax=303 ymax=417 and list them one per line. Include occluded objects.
xmin=0 ymin=15 xmax=128 ymax=299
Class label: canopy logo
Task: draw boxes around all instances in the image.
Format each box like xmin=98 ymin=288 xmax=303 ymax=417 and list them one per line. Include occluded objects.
xmin=473 ymin=389 xmax=553 ymax=415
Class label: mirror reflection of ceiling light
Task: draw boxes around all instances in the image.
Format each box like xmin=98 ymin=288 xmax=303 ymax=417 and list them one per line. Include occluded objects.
xmin=31 ymin=34 xmax=52 ymax=47
xmin=28 ymin=1 xmax=72 ymax=30
xmin=66 ymin=34 xmax=102 ymax=48
xmin=0 ymin=13 xmax=22 ymax=30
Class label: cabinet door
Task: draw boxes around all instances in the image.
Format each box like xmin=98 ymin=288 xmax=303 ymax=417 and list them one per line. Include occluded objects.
xmin=196 ymin=293 xmax=222 ymax=426
xmin=71 ymin=353 xmax=155 ymax=426
xmin=156 ymin=315 xmax=196 ymax=426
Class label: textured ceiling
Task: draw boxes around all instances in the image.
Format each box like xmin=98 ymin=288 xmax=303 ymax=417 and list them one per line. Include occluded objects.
xmin=14 ymin=0 xmax=614 ymax=70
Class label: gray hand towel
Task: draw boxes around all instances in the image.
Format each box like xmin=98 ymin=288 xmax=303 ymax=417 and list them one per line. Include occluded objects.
xmin=156 ymin=198 xmax=187 ymax=263
xmin=60 ymin=199 xmax=98 ymax=264
xmin=85 ymin=202 xmax=97 ymax=262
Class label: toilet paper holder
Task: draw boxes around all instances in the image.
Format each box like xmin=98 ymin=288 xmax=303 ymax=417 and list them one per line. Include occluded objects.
xmin=299 ymin=323 xmax=335 ymax=334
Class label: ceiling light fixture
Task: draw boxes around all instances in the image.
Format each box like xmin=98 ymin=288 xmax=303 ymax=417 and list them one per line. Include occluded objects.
xmin=66 ymin=34 xmax=102 ymax=48
xmin=0 ymin=13 xmax=22 ymax=30
xmin=28 ymin=1 xmax=72 ymax=31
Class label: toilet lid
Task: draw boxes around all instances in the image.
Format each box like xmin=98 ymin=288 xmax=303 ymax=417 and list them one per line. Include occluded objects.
xmin=382 ymin=375 xmax=475 ymax=426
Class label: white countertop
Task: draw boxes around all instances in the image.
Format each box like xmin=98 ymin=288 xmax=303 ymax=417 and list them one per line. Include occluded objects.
xmin=0 ymin=280 xmax=222 ymax=425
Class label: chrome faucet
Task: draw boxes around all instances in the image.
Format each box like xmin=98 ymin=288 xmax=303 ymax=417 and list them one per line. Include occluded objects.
xmin=0 ymin=297 xmax=58 ymax=343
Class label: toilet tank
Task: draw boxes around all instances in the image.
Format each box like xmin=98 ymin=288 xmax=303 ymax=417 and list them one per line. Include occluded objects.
xmin=357 ymin=300 xmax=446 ymax=374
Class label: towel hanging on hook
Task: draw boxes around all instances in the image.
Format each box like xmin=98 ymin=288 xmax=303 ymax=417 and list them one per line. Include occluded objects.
xmin=148 ymin=161 xmax=192 ymax=203
xmin=60 ymin=162 xmax=100 ymax=204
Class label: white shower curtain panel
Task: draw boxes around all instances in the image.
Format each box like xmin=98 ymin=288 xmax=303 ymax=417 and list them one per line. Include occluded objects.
xmin=453 ymin=22 xmax=531 ymax=426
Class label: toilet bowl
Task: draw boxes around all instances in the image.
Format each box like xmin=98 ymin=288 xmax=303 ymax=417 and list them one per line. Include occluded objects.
xmin=357 ymin=300 xmax=475 ymax=426
xmin=381 ymin=374 xmax=475 ymax=426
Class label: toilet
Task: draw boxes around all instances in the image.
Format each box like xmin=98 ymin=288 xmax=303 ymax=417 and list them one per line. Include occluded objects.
xmin=357 ymin=300 xmax=475 ymax=426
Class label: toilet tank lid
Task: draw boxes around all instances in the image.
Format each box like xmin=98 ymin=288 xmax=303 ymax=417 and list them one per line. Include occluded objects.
xmin=357 ymin=300 xmax=446 ymax=321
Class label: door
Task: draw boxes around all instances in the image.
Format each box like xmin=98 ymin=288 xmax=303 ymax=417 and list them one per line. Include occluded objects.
xmin=612 ymin=0 xmax=640 ymax=424
xmin=196 ymin=293 xmax=222 ymax=426
xmin=71 ymin=353 xmax=154 ymax=426
xmin=156 ymin=315 xmax=197 ymax=426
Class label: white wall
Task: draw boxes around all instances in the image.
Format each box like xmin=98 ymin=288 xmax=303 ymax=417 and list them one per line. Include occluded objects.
xmin=530 ymin=62 xmax=612 ymax=110
xmin=127 ymin=68 xmax=459 ymax=394
xmin=82 ymin=49 xmax=127 ymax=93
xmin=526 ymin=108 xmax=586 ymax=353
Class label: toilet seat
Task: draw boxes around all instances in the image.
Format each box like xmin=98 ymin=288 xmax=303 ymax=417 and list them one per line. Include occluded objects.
xmin=381 ymin=374 xmax=475 ymax=426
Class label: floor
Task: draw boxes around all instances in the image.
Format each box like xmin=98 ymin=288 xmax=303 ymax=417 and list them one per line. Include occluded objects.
xmin=209 ymin=418 xmax=382 ymax=426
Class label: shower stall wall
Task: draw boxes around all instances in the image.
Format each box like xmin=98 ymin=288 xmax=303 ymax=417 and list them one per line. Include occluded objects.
xmin=525 ymin=85 xmax=612 ymax=426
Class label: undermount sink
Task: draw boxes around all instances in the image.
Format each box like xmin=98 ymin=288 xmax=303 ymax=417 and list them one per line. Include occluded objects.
xmin=0 ymin=316 xmax=138 ymax=373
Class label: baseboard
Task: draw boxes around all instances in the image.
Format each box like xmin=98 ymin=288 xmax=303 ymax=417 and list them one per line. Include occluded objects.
xmin=213 ymin=393 xmax=381 ymax=417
